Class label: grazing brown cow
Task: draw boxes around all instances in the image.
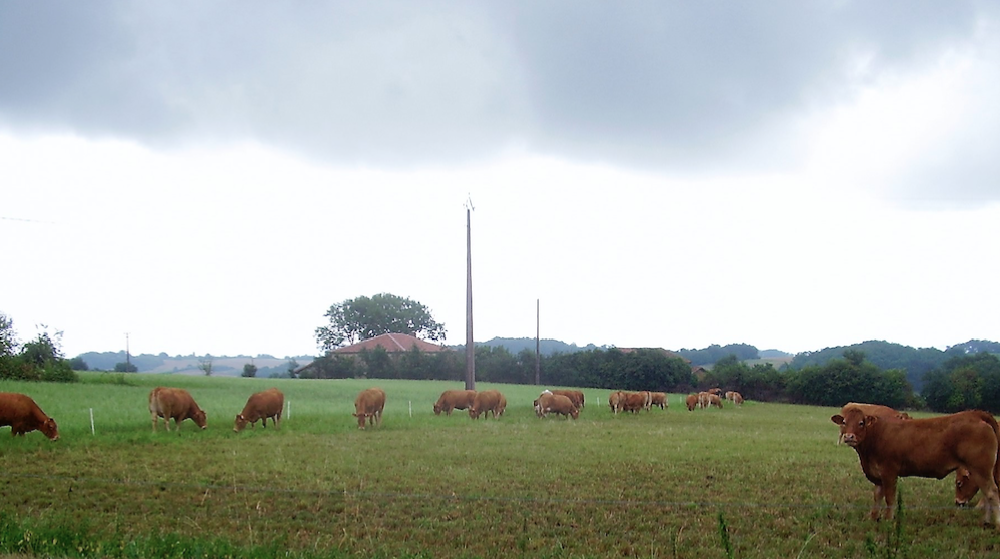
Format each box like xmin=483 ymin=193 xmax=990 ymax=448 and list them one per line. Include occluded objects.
xmin=537 ymin=393 xmax=579 ymax=419
xmin=697 ymin=392 xmax=711 ymax=410
xmin=0 ymin=392 xmax=59 ymax=440
xmin=149 ymin=387 xmax=207 ymax=432
xmin=832 ymin=405 xmax=1000 ymax=526
xmin=433 ymin=390 xmax=477 ymax=416
xmin=649 ymin=392 xmax=668 ymax=410
xmin=622 ymin=392 xmax=649 ymax=414
xmin=469 ymin=389 xmax=505 ymax=420
xmin=234 ymin=388 xmax=284 ymax=432
xmin=552 ymin=389 xmax=584 ymax=409
xmin=685 ymin=393 xmax=700 ymax=411
xmin=708 ymin=394 xmax=724 ymax=409
xmin=609 ymin=391 xmax=626 ymax=414
xmin=353 ymin=387 xmax=386 ymax=430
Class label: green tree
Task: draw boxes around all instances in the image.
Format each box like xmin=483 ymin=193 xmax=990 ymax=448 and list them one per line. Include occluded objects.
xmin=242 ymin=363 xmax=258 ymax=378
xmin=315 ymin=293 xmax=446 ymax=352
xmin=0 ymin=312 xmax=17 ymax=358
xmin=68 ymin=356 xmax=89 ymax=371
xmin=199 ymin=356 xmax=213 ymax=377
xmin=114 ymin=362 xmax=138 ymax=373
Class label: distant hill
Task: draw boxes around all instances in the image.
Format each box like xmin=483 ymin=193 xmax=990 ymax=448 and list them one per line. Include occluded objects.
xmin=451 ymin=337 xmax=605 ymax=356
xmin=787 ymin=339 xmax=1000 ymax=392
xmin=73 ymin=351 xmax=314 ymax=377
xmin=760 ymin=349 xmax=792 ymax=358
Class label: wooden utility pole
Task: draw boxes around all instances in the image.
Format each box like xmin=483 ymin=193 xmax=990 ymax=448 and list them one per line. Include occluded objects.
xmin=465 ymin=198 xmax=476 ymax=391
xmin=535 ymin=299 xmax=540 ymax=385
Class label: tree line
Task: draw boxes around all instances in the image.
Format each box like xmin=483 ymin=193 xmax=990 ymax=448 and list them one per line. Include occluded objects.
xmin=302 ymin=343 xmax=1000 ymax=414
xmin=0 ymin=313 xmax=78 ymax=383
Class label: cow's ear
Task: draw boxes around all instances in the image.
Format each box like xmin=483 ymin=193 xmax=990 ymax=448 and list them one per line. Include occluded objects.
xmin=865 ymin=415 xmax=878 ymax=427
xmin=831 ymin=414 xmax=844 ymax=425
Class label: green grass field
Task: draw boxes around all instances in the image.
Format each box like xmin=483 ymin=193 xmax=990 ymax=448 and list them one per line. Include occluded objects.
xmin=2 ymin=373 xmax=1000 ymax=558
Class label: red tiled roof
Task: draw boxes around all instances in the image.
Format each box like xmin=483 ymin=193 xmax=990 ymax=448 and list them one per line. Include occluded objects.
xmin=333 ymin=333 xmax=449 ymax=354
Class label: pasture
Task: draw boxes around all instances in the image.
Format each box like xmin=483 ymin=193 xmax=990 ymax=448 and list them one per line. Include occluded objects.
xmin=2 ymin=373 xmax=999 ymax=558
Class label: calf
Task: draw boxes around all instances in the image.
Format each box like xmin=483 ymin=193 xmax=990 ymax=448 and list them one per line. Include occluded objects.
xmin=234 ymin=388 xmax=284 ymax=432
xmin=353 ymin=387 xmax=386 ymax=430
xmin=0 ymin=392 xmax=59 ymax=440
xmin=149 ymin=387 xmax=207 ymax=432
xmin=832 ymin=405 xmax=1000 ymax=527
xmin=434 ymin=390 xmax=477 ymax=416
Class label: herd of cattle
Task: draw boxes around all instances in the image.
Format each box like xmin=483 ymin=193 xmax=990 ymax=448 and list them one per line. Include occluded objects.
xmin=6 ymin=388 xmax=1000 ymax=529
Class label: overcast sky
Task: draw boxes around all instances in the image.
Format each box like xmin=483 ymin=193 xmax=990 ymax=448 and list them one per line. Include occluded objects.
xmin=3 ymin=1 xmax=999 ymax=360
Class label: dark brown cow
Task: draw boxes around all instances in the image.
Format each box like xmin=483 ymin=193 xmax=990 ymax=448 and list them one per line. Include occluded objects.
xmin=469 ymin=389 xmax=504 ymax=420
xmin=353 ymin=387 xmax=386 ymax=430
xmin=234 ymin=388 xmax=284 ymax=432
xmin=0 ymin=392 xmax=59 ymax=440
xmin=537 ymin=393 xmax=579 ymax=419
xmin=552 ymin=390 xmax=584 ymax=409
xmin=434 ymin=390 xmax=477 ymax=416
xmin=832 ymin=405 xmax=1000 ymax=526
xmin=622 ymin=392 xmax=649 ymax=414
xmin=149 ymin=387 xmax=207 ymax=432
xmin=685 ymin=394 xmax=700 ymax=411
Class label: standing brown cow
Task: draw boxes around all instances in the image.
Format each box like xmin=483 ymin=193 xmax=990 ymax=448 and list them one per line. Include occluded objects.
xmin=353 ymin=387 xmax=386 ymax=430
xmin=649 ymin=392 xmax=668 ymax=410
xmin=149 ymin=387 xmax=207 ymax=432
xmin=434 ymin=390 xmax=477 ymax=416
xmin=469 ymin=389 xmax=505 ymax=420
xmin=234 ymin=388 xmax=284 ymax=432
xmin=609 ymin=391 xmax=626 ymax=414
xmin=832 ymin=405 xmax=1000 ymax=526
xmin=0 ymin=392 xmax=59 ymax=440
xmin=685 ymin=393 xmax=700 ymax=411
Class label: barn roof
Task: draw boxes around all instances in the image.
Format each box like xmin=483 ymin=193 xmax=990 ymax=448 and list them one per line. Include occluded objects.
xmin=333 ymin=332 xmax=449 ymax=355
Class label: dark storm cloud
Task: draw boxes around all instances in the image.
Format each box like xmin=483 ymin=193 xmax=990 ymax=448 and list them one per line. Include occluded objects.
xmin=1 ymin=1 xmax=997 ymax=198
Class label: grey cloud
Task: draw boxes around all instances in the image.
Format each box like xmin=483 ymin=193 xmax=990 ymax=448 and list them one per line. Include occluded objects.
xmin=1 ymin=1 xmax=997 ymax=199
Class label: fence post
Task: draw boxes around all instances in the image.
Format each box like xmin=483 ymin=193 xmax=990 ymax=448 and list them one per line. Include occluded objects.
xmin=89 ymin=408 xmax=95 ymax=435
xmin=409 ymin=400 xmax=412 ymax=418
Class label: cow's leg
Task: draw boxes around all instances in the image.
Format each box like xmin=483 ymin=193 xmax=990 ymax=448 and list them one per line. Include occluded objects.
xmin=966 ymin=468 xmax=1000 ymax=527
xmin=871 ymin=483 xmax=886 ymax=521
xmin=881 ymin=478 xmax=899 ymax=521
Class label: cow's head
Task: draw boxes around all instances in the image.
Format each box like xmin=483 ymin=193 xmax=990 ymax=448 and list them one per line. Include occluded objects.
xmin=433 ymin=403 xmax=442 ymax=416
xmin=234 ymin=413 xmax=249 ymax=433
xmin=192 ymin=409 xmax=208 ymax=430
xmin=353 ymin=412 xmax=368 ymax=429
xmin=955 ymin=467 xmax=980 ymax=507
xmin=468 ymin=406 xmax=480 ymax=420
xmin=831 ymin=408 xmax=876 ymax=447
xmin=40 ymin=417 xmax=59 ymax=441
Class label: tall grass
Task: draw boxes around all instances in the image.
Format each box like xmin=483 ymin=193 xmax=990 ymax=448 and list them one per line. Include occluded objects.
xmin=0 ymin=374 xmax=996 ymax=558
